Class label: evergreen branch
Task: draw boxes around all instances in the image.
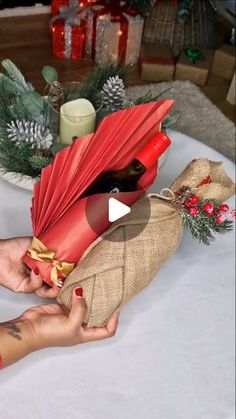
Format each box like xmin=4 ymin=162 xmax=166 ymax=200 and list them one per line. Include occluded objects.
xmin=1 ymin=59 xmax=33 ymax=93
xmin=64 ymin=63 xmax=127 ymax=104
xmin=181 ymin=199 xmax=234 ymax=245
xmin=0 ymin=74 xmax=21 ymax=94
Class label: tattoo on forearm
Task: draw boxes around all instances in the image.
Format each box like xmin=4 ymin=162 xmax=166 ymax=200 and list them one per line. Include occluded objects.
xmin=2 ymin=323 xmax=22 ymax=341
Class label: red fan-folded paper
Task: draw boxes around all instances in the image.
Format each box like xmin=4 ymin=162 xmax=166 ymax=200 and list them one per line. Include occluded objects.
xmin=23 ymin=100 xmax=174 ymax=286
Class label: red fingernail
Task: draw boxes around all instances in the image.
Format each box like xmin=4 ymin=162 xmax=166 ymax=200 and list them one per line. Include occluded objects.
xmin=75 ymin=287 xmax=83 ymax=298
xmin=34 ymin=267 xmax=40 ymax=276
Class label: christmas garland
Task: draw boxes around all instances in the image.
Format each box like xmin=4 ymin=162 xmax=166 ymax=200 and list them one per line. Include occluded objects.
xmin=0 ymin=60 xmax=178 ymax=179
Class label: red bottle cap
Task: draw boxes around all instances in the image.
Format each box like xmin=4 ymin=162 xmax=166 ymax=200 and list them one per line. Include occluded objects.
xmin=136 ymin=132 xmax=171 ymax=169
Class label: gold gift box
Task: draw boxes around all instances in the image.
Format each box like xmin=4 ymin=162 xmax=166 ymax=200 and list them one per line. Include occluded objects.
xmin=174 ymin=48 xmax=213 ymax=86
xmin=212 ymin=44 xmax=235 ymax=80
xmin=141 ymin=43 xmax=175 ymax=82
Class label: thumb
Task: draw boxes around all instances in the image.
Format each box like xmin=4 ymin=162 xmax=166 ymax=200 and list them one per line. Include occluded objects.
xmin=22 ymin=268 xmax=43 ymax=293
xmin=68 ymin=287 xmax=87 ymax=328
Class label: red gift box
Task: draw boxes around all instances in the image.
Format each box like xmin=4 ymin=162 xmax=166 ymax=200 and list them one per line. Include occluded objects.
xmin=51 ymin=5 xmax=87 ymax=60
xmin=94 ymin=1 xmax=144 ymax=66
xmin=51 ymin=0 xmax=98 ymax=16
xmin=84 ymin=2 xmax=109 ymax=58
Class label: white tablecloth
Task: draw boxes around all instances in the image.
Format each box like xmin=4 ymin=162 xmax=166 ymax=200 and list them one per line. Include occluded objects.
xmin=0 ymin=130 xmax=235 ymax=419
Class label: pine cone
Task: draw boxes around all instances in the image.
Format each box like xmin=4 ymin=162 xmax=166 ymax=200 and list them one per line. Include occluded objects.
xmin=100 ymin=76 xmax=126 ymax=112
xmin=48 ymin=81 xmax=64 ymax=113
xmin=7 ymin=120 xmax=53 ymax=150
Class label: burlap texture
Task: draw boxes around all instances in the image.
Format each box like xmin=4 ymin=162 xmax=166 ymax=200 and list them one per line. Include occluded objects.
xmin=58 ymin=159 xmax=235 ymax=327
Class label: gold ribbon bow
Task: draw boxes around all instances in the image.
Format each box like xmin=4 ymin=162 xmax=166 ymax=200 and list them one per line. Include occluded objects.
xmin=27 ymin=237 xmax=75 ymax=286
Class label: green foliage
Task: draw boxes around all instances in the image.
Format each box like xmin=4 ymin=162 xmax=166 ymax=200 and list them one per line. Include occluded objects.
xmin=177 ymin=0 xmax=195 ymax=23
xmin=127 ymin=0 xmax=156 ymax=16
xmin=42 ymin=65 xmax=58 ymax=84
xmin=29 ymin=154 xmax=53 ymax=171
xmin=1 ymin=59 xmax=33 ymax=94
xmin=64 ymin=63 xmax=127 ymax=104
xmin=52 ymin=143 xmax=69 ymax=156
xmin=181 ymin=200 xmax=233 ymax=245
xmin=21 ymin=91 xmax=46 ymax=122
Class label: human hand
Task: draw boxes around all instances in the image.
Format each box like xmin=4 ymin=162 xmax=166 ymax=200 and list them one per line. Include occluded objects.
xmin=22 ymin=288 xmax=120 ymax=349
xmin=0 ymin=287 xmax=119 ymax=367
xmin=0 ymin=237 xmax=42 ymax=293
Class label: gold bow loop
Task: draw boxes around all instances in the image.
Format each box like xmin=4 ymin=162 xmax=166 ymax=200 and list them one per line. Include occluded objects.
xmin=27 ymin=237 xmax=75 ymax=286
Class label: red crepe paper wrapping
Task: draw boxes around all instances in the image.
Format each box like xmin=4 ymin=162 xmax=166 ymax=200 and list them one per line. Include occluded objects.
xmin=23 ymin=100 xmax=174 ymax=286
xmin=95 ymin=4 xmax=144 ymax=66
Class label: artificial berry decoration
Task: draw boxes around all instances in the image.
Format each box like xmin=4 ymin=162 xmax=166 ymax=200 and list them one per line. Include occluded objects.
xmin=203 ymin=202 xmax=214 ymax=215
xmin=218 ymin=204 xmax=229 ymax=213
xmin=230 ymin=209 xmax=236 ymax=218
xmin=198 ymin=175 xmax=212 ymax=186
xmin=216 ymin=214 xmax=225 ymax=224
xmin=190 ymin=195 xmax=200 ymax=205
xmin=184 ymin=198 xmax=194 ymax=208
xmin=189 ymin=207 xmax=199 ymax=217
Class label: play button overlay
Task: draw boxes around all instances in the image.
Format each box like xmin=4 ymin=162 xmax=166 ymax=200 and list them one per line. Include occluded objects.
xmin=108 ymin=198 xmax=131 ymax=222
xmin=85 ymin=189 xmax=151 ymax=243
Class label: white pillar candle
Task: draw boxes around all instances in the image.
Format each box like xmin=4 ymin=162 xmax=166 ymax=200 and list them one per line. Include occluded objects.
xmin=60 ymin=98 xmax=96 ymax=144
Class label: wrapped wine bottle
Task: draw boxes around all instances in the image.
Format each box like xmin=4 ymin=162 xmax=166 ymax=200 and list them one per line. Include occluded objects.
xmin=85 ymin=131 xmax=171 ymax=195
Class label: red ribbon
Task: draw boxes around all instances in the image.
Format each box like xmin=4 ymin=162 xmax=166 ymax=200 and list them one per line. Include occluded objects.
xmin=110 ymin=4 xmax=140 ymax=63
xmin=141 ymin=55 xmax=174 ymax=65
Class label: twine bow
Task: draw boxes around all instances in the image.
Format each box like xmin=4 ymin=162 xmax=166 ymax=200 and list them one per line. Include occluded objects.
xmin=27 ymin=237 xmax=75 ymax=286
xmin=184 ymin=47 xmax=204 ymax=64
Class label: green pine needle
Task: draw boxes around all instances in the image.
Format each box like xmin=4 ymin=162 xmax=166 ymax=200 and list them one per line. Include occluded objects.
xmin=64 ymin=63 xmax=127 ymax=104
xmin=1 ymin=59 xmax=33 ymax=94
xmin=181 ymin=200 xmax=233 ymax=245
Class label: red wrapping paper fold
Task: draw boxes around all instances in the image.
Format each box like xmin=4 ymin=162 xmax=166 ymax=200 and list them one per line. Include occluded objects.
xmin=23 ymin=100 xmax=174 ymax=285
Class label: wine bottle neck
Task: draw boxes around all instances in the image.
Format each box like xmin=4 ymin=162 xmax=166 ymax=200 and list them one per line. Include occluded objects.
xmin=135 ymin=132 xmax=171 ymax=170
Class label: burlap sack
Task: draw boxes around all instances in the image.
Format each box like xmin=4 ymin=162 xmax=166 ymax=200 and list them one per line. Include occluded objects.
xmin=58 ymin=159 xmax=235 ymax=327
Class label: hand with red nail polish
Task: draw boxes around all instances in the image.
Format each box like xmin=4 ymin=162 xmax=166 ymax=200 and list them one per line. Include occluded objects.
xmin=0 ymin=285 xmax=120 ymax=367
xmin=0 ymin=237 xmax=43 ymax=293
xmin=14 ymin=287 xmax=119 ymax=352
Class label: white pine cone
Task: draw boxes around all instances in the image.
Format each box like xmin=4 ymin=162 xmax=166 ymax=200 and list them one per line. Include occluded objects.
xmin=6 ymin=119 xmax=53 ymax=150
xmin=101 ymin=76 xmax=126 ymax=112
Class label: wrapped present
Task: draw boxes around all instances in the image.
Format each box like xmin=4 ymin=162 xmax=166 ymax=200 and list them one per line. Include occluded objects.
xmin=174 ymin=47 xmax=213 ymax=86
xmin=22 ymin=101 xmax=174 ymax=286
xmin=50 ymin=5 xmax=87 ymax=60
xmin=95 ymin=3 xmax=144 ymax=66
xmin=84 ymin=2 xmax=109 ymax=58
xmin=51 ymin=1 xmax=98 ymax=16
xmin=58 ymin=158 xmax=235 ymax=327
xmin=141 ymin=42 xmax=175 ymax=82
xmin=212 ymin=44 xmax=236 ymax=80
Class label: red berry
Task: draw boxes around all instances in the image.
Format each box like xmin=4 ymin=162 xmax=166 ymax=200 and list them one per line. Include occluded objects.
xmin=189 ymin=207 xmax=199 ymax=217
xmin=218 ymin=204 xmax=229 ymax=213
xmin=230 ymin=209 xmax=236 ymax=218
xmin=198 ymin=175 xmax=212 ymax=186
xmin=190 ymin=195 xmax=200 ymax=205
xmin=184 ymin=199 xmax=194 ymax=208
xmin=203 ymin=202 xmax=214 ymax=215
xmin=216 ymin=214 xmax=225 ymax=224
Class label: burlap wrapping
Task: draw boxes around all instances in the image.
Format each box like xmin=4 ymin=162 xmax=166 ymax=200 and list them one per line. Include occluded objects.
xmin=58 ymin=159 xmax=235 ymax=327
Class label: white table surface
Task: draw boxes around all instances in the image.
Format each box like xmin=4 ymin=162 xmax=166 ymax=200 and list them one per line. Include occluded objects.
xmin=0 ymin=130 xmax=235 ymax=419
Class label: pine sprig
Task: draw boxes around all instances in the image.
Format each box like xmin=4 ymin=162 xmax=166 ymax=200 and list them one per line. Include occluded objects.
xmin=181 ymin=199 xmax=234 ymax=245
xmin=64 ymin=63 xmax=127 ymax=104
xmin=1 ymin=59 xmax=33 ymax=94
